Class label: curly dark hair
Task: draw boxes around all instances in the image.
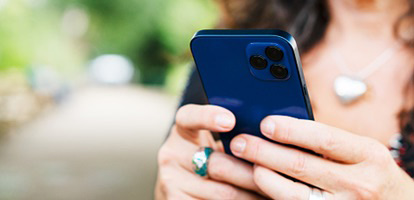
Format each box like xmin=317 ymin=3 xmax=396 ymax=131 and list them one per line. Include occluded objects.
xmin=218 ymin=0 xmax=414 ymax=174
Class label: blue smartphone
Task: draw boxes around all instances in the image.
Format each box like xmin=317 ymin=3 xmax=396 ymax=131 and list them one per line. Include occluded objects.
xmin=190 ymin=30 xmax=314 ymax=156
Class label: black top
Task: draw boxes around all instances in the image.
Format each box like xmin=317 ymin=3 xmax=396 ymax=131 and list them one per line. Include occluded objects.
xmin=178 ymin=67 xmax=208 ymax=107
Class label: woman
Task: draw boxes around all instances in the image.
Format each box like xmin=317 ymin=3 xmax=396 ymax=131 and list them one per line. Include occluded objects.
xmin=156 ymin=0 xmax=414 ymax=199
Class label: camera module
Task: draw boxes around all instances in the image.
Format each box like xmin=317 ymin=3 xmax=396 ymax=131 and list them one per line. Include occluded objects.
xmin=270 ymin=64 xmax=288 ymax=79
xmin=250 ymin=55 xmax=268 ymax=70
xmin=265 ymin=46 xmax=284 ymax=61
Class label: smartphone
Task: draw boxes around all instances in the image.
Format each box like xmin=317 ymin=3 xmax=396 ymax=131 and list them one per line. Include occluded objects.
xmin=190 ymin=30 xmax=314 ymax=156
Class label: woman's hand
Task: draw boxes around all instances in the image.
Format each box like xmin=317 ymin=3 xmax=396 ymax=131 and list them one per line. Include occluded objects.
xmin=155 ymin=104 xmax=266 ymax=200
xmin=229 ymin=116 xmax=414 ymax=200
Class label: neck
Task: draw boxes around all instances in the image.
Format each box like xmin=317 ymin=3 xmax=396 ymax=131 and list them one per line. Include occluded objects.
xmin=326 ymin=0 xmax=409 ymax=43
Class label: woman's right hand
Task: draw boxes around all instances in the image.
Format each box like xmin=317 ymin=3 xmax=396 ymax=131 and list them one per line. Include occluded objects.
xmin=155 ymin=104 xmax=266 ymax=200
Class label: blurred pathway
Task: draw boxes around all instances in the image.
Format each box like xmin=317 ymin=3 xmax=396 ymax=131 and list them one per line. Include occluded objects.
xmin=0 ymin=86 xmax=178 ymax=200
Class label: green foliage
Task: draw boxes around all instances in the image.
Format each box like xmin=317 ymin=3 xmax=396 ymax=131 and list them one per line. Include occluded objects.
xmin=0 ymin=0 xmax=217 ymax=88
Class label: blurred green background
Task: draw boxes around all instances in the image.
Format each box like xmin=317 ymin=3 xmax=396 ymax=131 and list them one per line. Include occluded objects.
xmin=0 ymin=0 xmax=217 ymax=86
xmin=0 ymin=0 xmax=218 ymax=131
xmin=0 ymin=0 xmax=218 ymax=199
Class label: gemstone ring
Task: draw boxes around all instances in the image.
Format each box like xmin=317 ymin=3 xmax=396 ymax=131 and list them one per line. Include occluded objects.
xmin=192 ymin=147 xmax=214 ymax=177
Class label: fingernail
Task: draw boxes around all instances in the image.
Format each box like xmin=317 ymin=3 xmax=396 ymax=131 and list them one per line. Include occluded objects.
xmin=262 ymin=121 xmax=275 ymax=137
xmin=215 ymin=114 xmax=232 ymax=129
xmin=231 ymin=137 xmax=246 ymax=155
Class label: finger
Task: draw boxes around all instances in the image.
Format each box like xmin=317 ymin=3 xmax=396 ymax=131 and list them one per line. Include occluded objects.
xmin=166 ymin=128 xmax=209 ymax=170
xmin=177 ymin=166 xmax=266 ymax=200
xmin=260 ymin=115 xmax=373 ymax=163
xmin=176 ymin=104 xmax=236 ymax=134
xmin=216 ymin=140 xmax=225 ymax=152
xmin=254 ymin=165 xmax=334 ymax=200
xmin=170 ymin=136 xmax=262 ymax=194
xmin=169 ymin=126 xmax=217 ymax=150
xmin=157 ymin=166 xmax=201 ymax=200
xmin=253 ymin=165 xmax=310 ymax=200
xmin=230 ymin=134 xmax=343 ymax=190
xmin=208 ymin=152 xmax=262 ymax=193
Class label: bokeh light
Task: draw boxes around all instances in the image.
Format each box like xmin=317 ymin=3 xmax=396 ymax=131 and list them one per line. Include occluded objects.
xmin=88 ymin=54 xmax=135 ymax=85
xmin=0 ymin=0 xmax=218 ymax=199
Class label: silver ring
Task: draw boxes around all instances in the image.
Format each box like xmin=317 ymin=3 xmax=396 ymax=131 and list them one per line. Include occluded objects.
xmin=309 ymin=187 xmax=325 ymax=200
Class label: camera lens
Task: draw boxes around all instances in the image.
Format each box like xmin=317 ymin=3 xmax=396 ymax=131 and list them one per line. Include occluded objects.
xmin=270 ymin=64 xmax=288 ymax=79
xmin=250 ymin=55 xmax=268 ymax=69
xmin=265 ymin=46 xmax=284 ymax=61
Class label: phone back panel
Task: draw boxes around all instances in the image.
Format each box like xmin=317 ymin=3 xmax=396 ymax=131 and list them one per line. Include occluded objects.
xmin=190 ymin=30 xmax=313 ymax=155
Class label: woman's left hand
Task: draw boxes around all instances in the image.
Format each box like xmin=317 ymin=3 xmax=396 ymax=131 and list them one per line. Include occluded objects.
xmin=230 ymin=116 xmax=414 ymax=200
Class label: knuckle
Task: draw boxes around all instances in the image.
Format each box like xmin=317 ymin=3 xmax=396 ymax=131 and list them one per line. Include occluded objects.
xmin=157 ymin=174 xmax=173 ymax=197
xmin=156 ymin=178 xmax=169 ymax=197
xmin=289 ymin=151 xmax=307 ymax=178
xmin=157 ymin=146 xmax=174 ymax=166
xmin=253 ymin=167 xmax=264 ymax=184
xmin=215 ymin=185 xmax=238 ymax=199
xmin=366 ymin=141 xmax=392 ymax=164
xmin=351 ymin=182 xmax=381 ymax=200
xmin=157 ymin=168 xmax=186 ymax=200
xmin=208 ymin=155 xmax=233 ymax=180
xmin=319 ymin=132 xmax=339 ymax=153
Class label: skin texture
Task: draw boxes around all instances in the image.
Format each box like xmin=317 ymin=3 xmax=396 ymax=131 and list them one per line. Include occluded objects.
xmin=230 ymin=116 xmax=414 ymax=199
xmin=155 ymin=0 xmax=414 ymax=199
xmin=155 ymin=105 xmax=267 ymax=199
xmin=303 ymin=0 xmax=414 ymax=145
